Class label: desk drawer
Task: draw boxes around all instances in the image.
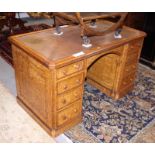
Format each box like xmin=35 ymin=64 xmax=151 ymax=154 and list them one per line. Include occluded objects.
xmin=127 ymin=40 xmax=142 ymax=56
xmin=57 ymin=86 xmax=83 ymax=110
xmin=57 ymin=73 xmax=84 ymax=94
xmin=119 ymin=72 xmax=136 ymax=89
xmin=129 ymin=40 xmax=142 ymax=50
xmin=123 ymin=63 xmax=137 ymax=76
xmin=57 ymin=61 xmax=84 ymax=79
xmin=57 ymin=100 xmax=81 ymax=127
xmin=125 ymin=52 xmax=139 ymax=65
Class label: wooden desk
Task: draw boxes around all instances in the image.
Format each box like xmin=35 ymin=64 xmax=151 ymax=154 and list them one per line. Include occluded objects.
xmin=9 ymin=21 xmax=146 ymax=137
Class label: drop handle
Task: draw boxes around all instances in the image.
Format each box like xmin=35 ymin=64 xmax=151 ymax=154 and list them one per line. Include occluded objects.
xmin=125 ymin=68 xmax=129 ymax=72
xmin=63 ymin=85 xmax=68 ymax=90
xmin=62 ymin=99 xmax=67 ymax=104
xmin=74 ymin=64 xmax=80 ymax=70
xmin=62 ymin=70 xmax=67 ymax=76
xmin=136 ymin=42 xmax=142 ymax=47
xmin=76 ymin=79 xmax=81 ymax=84
xmin=73 ymin=109 xmax=77 ymax=113
xmin=62 ymin=115 xmax=67 ymax=120
xmin=132 ymin=65 xmax=136 ymax=69
xmin=130 ymin=46 xmax=134 ymax=49
xmin=123 ymin=81 xmax=127 ymax=85
xmin=74 ymin=92 xmax=79 ymax=98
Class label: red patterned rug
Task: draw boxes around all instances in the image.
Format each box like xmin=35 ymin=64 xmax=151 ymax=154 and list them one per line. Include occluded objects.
xmin=0 ymin=24 xmax=51 ymax=66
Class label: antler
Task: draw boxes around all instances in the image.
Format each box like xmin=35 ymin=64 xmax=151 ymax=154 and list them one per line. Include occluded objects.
xmin=53 ymin=12 xmax=128 ymax=46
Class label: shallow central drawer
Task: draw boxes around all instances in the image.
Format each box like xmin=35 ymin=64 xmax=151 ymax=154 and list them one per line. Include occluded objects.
xmin=57 ymin=73 xmax=84 ymax=94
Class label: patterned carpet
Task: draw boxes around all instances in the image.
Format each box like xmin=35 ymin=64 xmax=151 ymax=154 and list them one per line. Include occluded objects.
xmin=0 ymin=24 xmax=51 ymax=66
xmin=65 ymin=64 xmax=155 ymax=143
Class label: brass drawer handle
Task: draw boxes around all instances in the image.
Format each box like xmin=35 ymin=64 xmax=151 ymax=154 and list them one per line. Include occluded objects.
xmin=132 ymin=65 xmax=136 ymax=69
xmin=63 ymin=85 xmax=68 ymax=90
xmin=73 ymin=109 xmax=78 ymax=113
xmin=130 ymin=46 xmax=135 ymax=50
xmin=62 ymin=99 xmax=67 ymax=104
xmin=76 ymin=79 xmax=81 ymax=84
xmin=123 ymin=81 xmax=127 ymax=85
xmin=62 ymin=70 xmax=67 ymax=76
xmin=125 ymin=65 xmax=136 ymax=72
xmin=136 ymin=42 xmax=141 ymax=47
xmin=74 ymin=64 xmax=80 ymax=70
xmin=62 ymin=115 xmax=67 ymax=120
xmin=123 ymin=78 xmax=134 ymax=85
xmin=125 ymin=68 xmax=129 ymax=72
xmin=74 ymin=92 xmax=79 ymax=98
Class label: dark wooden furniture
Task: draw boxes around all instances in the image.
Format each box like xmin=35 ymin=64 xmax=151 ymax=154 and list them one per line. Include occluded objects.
xmin=27 ymin=12 xmax=53 ymax=19
xmin=0 ymin=13 xmax=26 ymax=35
xmin=9 ymin=21 xmax=146 ymax=137
xmin=53 ymin=13 xmax=127 ymax=36
xmin=125 ymin=13 xmax=155 ymax=69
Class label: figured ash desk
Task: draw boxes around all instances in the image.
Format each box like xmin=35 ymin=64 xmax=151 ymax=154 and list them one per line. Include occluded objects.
xmin=9 ymin=22 xmax=146 ymax=137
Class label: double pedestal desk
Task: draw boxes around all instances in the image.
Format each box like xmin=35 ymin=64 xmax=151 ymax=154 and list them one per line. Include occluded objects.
xmin=9 ymin=22 xmax=146 ymax=137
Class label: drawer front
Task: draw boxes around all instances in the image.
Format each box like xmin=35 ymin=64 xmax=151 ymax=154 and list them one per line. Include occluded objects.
xmin=126 ymin=40 xmax=142 ymax=59
xmin=120 ymin=72 xmax=136 ymax=89
xmin=57 ymin=100 xmax=81 ymax=127
xmin=125 ymin=40 xmax=143 ymax=65
xmin=128 ymin=40 xmax=143 ymax=55
xmin=125 ymin=52 xmax=139 ymax=65
xmin=57 ymin=73 xmax=84 ymax=94
xmin=123 ymin=63 xmax=137 ymax=77
xmin=57 ymin=86 xmax=83 ymax=110
xmin=57 ymin=61 xmax=84 ymax=79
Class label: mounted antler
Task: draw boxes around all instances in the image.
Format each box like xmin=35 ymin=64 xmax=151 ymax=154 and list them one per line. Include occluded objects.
xmin=53 ymin=12 xmax=128 ymax=47
xmin=75 ymin=12 xmax=128 ymax=37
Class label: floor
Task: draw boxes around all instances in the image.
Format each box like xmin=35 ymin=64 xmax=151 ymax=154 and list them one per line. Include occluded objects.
xmin=0 ymin=56 xmax=72 ymax=143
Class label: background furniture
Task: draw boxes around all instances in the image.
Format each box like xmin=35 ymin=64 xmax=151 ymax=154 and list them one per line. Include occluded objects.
xmin=9 ymin=21 xmax=146 ymax=137
xmin=0 ymin=12 xmax=25 ymax=34
xmin=125 ymin=12 xmax=155 ymax=69
xmin=53 ymin=13 xmax=128 ymax=36
xmin=0 ymin=13 xmax=26 ymax=35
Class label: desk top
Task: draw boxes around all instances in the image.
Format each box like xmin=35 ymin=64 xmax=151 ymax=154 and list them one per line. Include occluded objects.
xmin=9 ymin=21 xmax=146 ymax=68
